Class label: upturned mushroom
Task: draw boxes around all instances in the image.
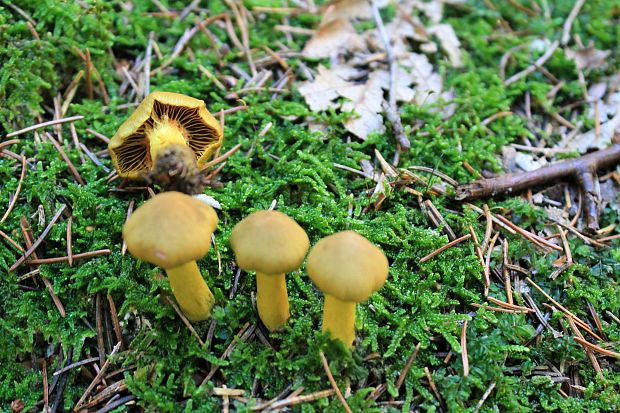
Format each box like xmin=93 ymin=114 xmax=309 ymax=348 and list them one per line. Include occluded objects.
xmin=108 ymin=91 xmax=223 ymax=179
xmin=123 ymin=191 xmax=218 ymax=321
xmin=306 ymin=231 xmax=388 ymax=347
xmin=230 ymin=210 xmax=309 ymax=331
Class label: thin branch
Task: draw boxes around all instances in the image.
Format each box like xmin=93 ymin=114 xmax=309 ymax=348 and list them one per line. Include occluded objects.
xmin=370 ymin=0 xmax=410 ymax=150
xmin=504 ymin=41 xmax=559 ymax=86
xmin=561 ymin=0 xmax=586 ymax=45
xmin=5 ymin=116 xmax=84 ymax=138
xmin=473 ymin=381 xmax=496 ymax=413
xmin=46 ymin=133 xmax=86 ymax=185
xmin=420 ymin=233 xmax=471 ymax=264
xmin=319 ymin=352 xmax=353 ymax=413
xmin=0 ymin=154 xmax=26 ymax=223
xmin=461 ymin=320 xmax=469 ymax=377
xmin=573 ymin=336 xmax=620 ymax=358
xmin=73 ymin=342 xmax=121 ymax=411
xmin=10 ymin=205 xmax=67 ymax=272
xmin=423 ymin=367 xmax=445 ymax=409
xmin=395 ymin=342 xmax=421 ymax=392
xmin=526 ymin=277 xmax=603 ymax=341
xmin=456 ymin=143 xmax=620 ymax=228
xmin=26 ymin=249 xmax=111 ymax=265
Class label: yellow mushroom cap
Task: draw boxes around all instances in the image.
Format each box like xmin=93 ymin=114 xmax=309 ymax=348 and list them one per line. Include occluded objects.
xmin=123 ymin=191 xmax=218 ymax=268
xmin=108 ymin=91 xmax=223 ymax=179
xmin=230 ymin=210 xmax=309 ymax=274
xmin=307 ymin=231 xmax=388 ymax=302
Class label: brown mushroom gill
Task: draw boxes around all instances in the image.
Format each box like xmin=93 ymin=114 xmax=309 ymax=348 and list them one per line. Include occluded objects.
xmin=109 ymin=92 xmax=222 ymax=179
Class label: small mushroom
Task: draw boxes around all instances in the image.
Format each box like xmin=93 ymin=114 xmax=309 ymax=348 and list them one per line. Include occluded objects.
xmin=108 ymin=91 xmax=223 ymax=179
xmin=123 ymin=191 xmax=218 ymax=321
xmin=230 ymin=210 xmax=309 ymax=331
xmin=307 ymin=231 xmax=388 ymax=347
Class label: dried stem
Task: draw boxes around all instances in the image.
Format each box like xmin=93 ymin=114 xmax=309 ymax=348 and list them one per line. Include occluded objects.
xmin=370 ymin=1 xmax=410 ymax=150
xmin=319 ymin=352 xmax=353 ymax=413
xmin=456 ymin=143 xmax=620 ymax=231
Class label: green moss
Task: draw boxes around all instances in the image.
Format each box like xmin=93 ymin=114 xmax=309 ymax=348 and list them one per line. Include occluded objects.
xmin=1 ymin=0 xmax=619 ymax=411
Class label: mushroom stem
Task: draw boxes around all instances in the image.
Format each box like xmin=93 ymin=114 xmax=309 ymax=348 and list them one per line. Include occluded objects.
xmin=322 ymin=294 xmax=356 ymax=347
xmin=166 ymin=261 xmax=214 ymax=322
xmin=255 ymin=272 xmax=290 ymax=331
xmin=149 ymin=122 xmax=187 ymax=162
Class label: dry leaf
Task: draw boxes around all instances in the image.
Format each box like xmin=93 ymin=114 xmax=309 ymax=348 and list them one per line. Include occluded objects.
xmin=385 ymin=13 xmax=428 ymax=44
xmin=560 ymin=109 xmax=620 ymax=153
xmin=303 ymin=17 xmax=364 ymax=58
xmin=565 ymin=46 xmax=610 ymax=70
xmin=323 ymin=0 xmax=389 ymax=22
xmin=514 ymin=152 xmax=548 ymax=172
xmin=376 ymin=68 xmax=416 ymax=102
xmin=340 ymin=71 xmax=386 ymax=139
xmin=401 ymin=53 xmax=443 ymax=104
xmin=298 ymin=65 xmax=359 ymax=111
xmin=544 ymin=206 xmax=571 ymax=227
xmin=405 ymin=0 xmax=444 ymax=23
xmin=428 ymin=24 xmax=463 ymax=67
xmin=299 ymin=0 xmax=459 ymax=139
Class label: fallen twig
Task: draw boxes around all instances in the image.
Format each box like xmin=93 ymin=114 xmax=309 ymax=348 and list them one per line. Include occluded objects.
xmin=423 ymin=366 xmax=445 ymax=410
xmin=25 ymin=249 xmax=111 ymax=265
xmin=420 ymin=233 xmax=471 ymax=264
xmin=473 ymin=381 xmax=496 ymax=413
xmin=561 ymin=0 xmax=586 ymax=45
xmin=504 ymin=41 xmax=559 ymax=86
xmin=251 ymin=389 xmax=335 ymax=411
xmin=0 ymin=154 xmax=26 ymax=223
xmin=319 ymin=352 xmax=352 ymax=413
xmin=395 ymin=342 xmax=421 ymax=393
xmin=74 ymin=342 xmax=121 ymax=411
xmin=456 ymin=143 xmax=620 ymax=231
xmin=461 ymin=320 xmax=469 ymax=377
xmin=5 ymin=116 xmax=84 ymax=138
xmin=526 ymin=277 xmax=603 ymax=340
xmin=46 ymin=133 xmax=86 ymax=185
xmin=370 ymin=0 xmax=410 ymax=151
xmin=573 ymin=336 xmax=620 ymax=358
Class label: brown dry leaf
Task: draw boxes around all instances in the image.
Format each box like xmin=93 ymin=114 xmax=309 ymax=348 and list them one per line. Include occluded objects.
xmin=544 ymin=206 xmax=571 ymax=227
xmin=303 ymin=0 xmax=389 ymax=58
xmin=560 ymin=109 xmax=620 ymax=153
xmin=323 ymin=0 xmax=390 ymax=22
xmin=303 ymin=17 xmax=365 ymax=58
xmin=427 ymin=24 xmax=463 ymax=67
xmin=405 ymin=0 xmax=444 ymax=23
xmin=340 ymin=71 xmax=386 ymax=139
xmin=298 ymin=0 xmax=461 ymax=138
xmin=376 ymin=68 xmax=416 ymax=102
xmin=401 ymin=52 xmax=443 ymax=104
xmin=514 ymin=152 xmax=548 ymax=172
xmin=298 ymin=65 xmax=359 ymax=111
xmin=565 ymin=46 xmax=610 ymax=70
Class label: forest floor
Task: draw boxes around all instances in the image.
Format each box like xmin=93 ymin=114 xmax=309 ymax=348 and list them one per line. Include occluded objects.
xmin=1 ymin=1 xmax=619 ymax=412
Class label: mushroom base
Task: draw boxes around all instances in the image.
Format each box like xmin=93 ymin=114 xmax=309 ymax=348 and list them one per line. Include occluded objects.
xmin=148 ymin=122 xmax=187 ymax=163
xmin=322 ymin=295 xmax=356 ymax=347
xmin=256 ymin=272 xmax=290 ymax=331
xmin=166 ymin=261 xmax=214 ymax=322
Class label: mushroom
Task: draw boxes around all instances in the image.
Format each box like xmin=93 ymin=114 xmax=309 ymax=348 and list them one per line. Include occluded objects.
xmin=108 ymin=91 xmax=223 ymax=179
xmin=306 ymin=231 xmax=388 ymax=347
xmin=230 ymin=210 xmax=309 ymax=331
xmin=123 ymin=191 xmax=218 ymax=321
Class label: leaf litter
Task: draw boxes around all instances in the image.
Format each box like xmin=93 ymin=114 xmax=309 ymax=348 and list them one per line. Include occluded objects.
xmin=299 ymin=0 xmax=462 ymax=139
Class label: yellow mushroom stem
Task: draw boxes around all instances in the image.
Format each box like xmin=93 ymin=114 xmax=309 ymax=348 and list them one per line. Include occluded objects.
xmin=148 ymin=121 xmax=187 ymax=162
xmin=255 ymin=272 xmax=290 ymax=331
xmin=322 ymin=294 xmax=356 ymax=347
xmin=166 ymin=261 xmax=214 ymax=322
